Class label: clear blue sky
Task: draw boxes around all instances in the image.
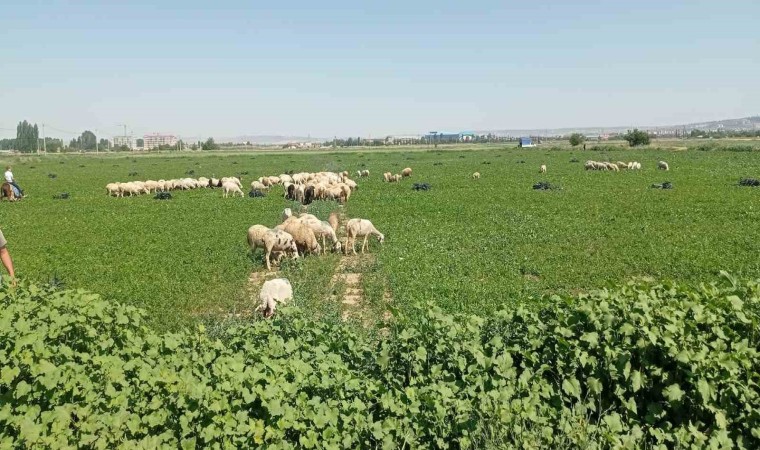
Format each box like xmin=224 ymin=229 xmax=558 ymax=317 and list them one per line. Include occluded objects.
xmin=1 ymin=0 xmax=758 ymax=140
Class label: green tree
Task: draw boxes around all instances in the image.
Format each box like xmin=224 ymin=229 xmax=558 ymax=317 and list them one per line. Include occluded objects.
xmin=569 ymin=133 xmax=585 ymax=147
xmin=80 ymin=131 xmax=97 ymax=150
xmin=99 ymin=138 xmax=109 ymax=150
xmin=624 ymin=129 xmax=651 ymax=147
xmin=15 ymin=120 xmax=39 ymax=153
xmin=201 ymin=137 xmax=218 ymax=150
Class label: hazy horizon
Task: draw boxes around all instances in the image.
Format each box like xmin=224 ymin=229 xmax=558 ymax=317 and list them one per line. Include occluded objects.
xmin=1 ymin=0 xmax=758 ymax=140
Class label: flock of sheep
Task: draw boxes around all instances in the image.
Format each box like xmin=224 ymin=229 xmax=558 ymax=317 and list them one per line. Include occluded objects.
xmin=105 ymin=177 xmax=244 ymax=197
xmin=583 ymin=160 xmax=643 ymax=171
xmin=247 ymin=207 xmax=384 ymax=270
xmin=383 ymin=167 xmax=412 ymax=182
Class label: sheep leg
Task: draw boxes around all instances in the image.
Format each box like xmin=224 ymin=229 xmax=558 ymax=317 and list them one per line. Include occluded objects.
xmin=361 ymin=235 xmax=369 ymax=253
xmin=265 ymin=247 xmax=272 ymax=271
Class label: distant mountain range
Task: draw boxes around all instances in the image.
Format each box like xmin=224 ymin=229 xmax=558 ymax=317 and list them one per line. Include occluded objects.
xmin=221 ymin=116 xmax=760 ymax=143
xmin=478 ymin=116 xmax=760 ymax=137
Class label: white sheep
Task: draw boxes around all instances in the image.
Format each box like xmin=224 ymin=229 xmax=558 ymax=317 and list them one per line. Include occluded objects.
xmin=276 ymin=218 xmax=322 ymax=256
xmin=539 ymin=165 xmax=547 ymax=173
xmin=345 ymin=218 xmax=384 ymax=255
xmin=658 ymin=161 xmax=669 ymax=171
xmin=222 ymin=181 xmax=244 ymax=198
xmin=106 ymin=183 xmax=120 ymax=197
xmin=250 ymin=180 xmax=268 ymax=191
xmin=282 ymin=208 xmax=293 ymax=222
xmin=299 ymin=214 xmax=342 ymax=254
xmin=256 ymin=278 xmax=293 ymax=318
xmin=472 ymin=172 xmax=480 ymax=180
xmin=247 ymin=225 xmax=298 ymax=268
xmin=401 ymin=167 xmax=412 ymax=178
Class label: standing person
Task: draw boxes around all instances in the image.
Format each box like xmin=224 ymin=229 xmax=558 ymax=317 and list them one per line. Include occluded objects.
xmin=0 ymin=228 xmax=16 ymax=286
xmin=4 ymin=166 xmax=23 ymax=197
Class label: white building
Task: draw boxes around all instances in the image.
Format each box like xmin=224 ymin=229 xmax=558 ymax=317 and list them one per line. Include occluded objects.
xmin=113 ymin=136 xmax=134 ymax=149
xmin=143 ymin=133 xmax=178 ymax=150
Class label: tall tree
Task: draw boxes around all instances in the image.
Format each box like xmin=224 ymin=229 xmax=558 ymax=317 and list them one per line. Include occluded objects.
xmin=99 ymin=138 xmax=109 ymax=150
xmin=80 ymin=131 xmax=96 ymax=150
xmin=15 ymin=120 xmax=39 ymax=153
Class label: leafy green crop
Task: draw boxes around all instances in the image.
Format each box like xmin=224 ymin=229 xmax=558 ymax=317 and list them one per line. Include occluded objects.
xmin=1 ymin=274 xmax=758 ymax=448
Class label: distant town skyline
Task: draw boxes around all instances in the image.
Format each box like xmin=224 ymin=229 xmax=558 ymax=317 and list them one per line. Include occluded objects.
xmin=1 ymin=1 xmax=758 ymax=139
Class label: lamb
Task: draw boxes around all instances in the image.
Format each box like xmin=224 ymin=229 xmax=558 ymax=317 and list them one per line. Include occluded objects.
xmin=383 ymin=172 xmax=392 ymax=182
xmin=584 ymin=161 xmax=597 ymax=171
xmin=401 ymin=167 xmax=412 ymax=178
xmin=359 ymin=169 xmax=369 ymax=177
xmin=658 ymin=161 xmax=669 ymax=171
xmin=276 ymin=218 xmax=322 ymax=256
xmin=222 ymin=180 xmax=244 ymax=198
xmin=472 ymin=172 xmax=480 ymax=180
xmin=344 ymin=218 xmax=384 ymax=255
xmin=539 ymin=165 xmax=547 ymax=174
xmin=256 ymin=278 xmax=293 ymax=318
xmin=247 ymin=226 xmax=299 ymax=270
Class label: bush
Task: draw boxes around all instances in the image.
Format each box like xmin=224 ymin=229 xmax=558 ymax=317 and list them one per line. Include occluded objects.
xmin=1 ymin=275 xmax=759 ymax=448
xmin=569 ymin=133 xmax=585 ymax=147
xmin=623 ymin=129 xmax=651 ymax=147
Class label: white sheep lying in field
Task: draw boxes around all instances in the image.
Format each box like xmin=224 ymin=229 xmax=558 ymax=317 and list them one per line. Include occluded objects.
xmin=539 ymin=164 xmax=547 ymax=173
xmin=472 ymin=172 xmax=480 ymax=180
xmin=256 ymin=278 xmax=292 ymax=318
xmin=345 ymin=218 xmax=384 ymax=255
xmin=658 ymin=161 xmax=669 ymax=171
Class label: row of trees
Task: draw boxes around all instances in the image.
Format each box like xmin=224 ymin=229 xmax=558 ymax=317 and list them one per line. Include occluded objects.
xmin=689 ymin=129 xmax=760 ymax=139
xmin=568 ymin=130 xmax=651 ymax=147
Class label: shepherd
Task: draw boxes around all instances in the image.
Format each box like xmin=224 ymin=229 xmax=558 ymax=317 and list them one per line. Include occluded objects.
xmin=4 ymin=166 xmax=23 ymax=199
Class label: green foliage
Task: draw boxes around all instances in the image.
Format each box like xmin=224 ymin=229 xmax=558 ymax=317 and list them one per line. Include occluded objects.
xmin=15 ymin=120 xmax=39 ymax=153
xmin=623 ymin=129 xmax=651 ymax=147
xmin=569 ymin=133 xmax=585 ymax=147
xmin=202 ymin=137 xmax=219 ymax=150
xmin=1 ymin=275 xmax=759 ymax=448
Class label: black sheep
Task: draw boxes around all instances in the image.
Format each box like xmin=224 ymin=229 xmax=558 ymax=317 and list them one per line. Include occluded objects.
xmin=286 ymin=184 xmax=296 ymax=200
xmin=303 ymin=186 xmax=315 ymax=205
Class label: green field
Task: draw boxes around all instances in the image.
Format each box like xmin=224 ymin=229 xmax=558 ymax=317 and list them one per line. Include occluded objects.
xmin=1 ymin=144 xmax=759 ymax=330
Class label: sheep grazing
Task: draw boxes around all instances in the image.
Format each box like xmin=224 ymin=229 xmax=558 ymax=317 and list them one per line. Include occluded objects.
xmin=609 ymin=163 xmax=620 ymax=172
xmin=345 ymin=218 xmax=384 ymax=255
xmin=359 ymin=169 xmax=370 ymax=177
xmin=539 ymin=165 xmax=547 ymax=174
xmin=250 ymin=180 xmax=267 ymax=191
xmin=276 ymin=218 xmax=322 ymax=256
xmin=248 ymin=225 xmax=298 ymax=270
xmin=222 ymin=180 xmax=244 ymax=198
xmin=658 ymin=161 xmax=670 ymax=171
xmin=298 ymin=214 xmax=342 ymax=254
xmin=383 ymin=172 xmax=392 ymax=182
xmin=472 ymin=172 xmax=480 ymax=180
xmin=256 ymin=278 xmax=293 ymax=318
xmin=282 ymin=208 xmax=293 ymax=222
xmin=401 ymin=167 xmax=412 ymax=178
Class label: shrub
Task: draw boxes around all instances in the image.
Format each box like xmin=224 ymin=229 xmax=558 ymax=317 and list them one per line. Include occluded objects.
xmin=623 ymin=129 xmax=651 ymax=147
xmin=1 ymin=275 xmax=759 ymax=448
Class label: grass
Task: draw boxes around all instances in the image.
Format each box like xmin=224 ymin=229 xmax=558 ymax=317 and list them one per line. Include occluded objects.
xmin=1 ymin=144 xmax=759 ymax=330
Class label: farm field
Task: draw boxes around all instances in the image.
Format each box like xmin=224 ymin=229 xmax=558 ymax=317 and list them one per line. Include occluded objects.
xmin=1 ymin=145 xmax=759 ymax=331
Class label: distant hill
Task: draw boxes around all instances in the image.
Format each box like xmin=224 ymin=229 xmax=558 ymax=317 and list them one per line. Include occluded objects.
xmin=478 ymin=116 xmax=760 ymax=137
xmin=220 ymin=135 xmax=329 ymax=145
